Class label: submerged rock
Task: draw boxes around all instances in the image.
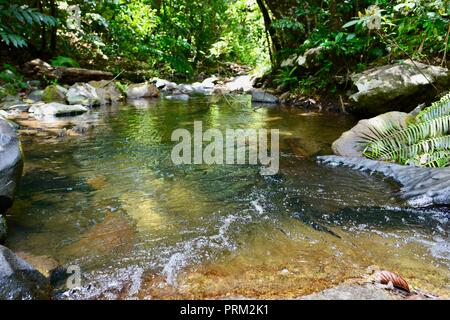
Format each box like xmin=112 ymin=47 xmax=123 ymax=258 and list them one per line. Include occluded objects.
xmin=164 ymin=94 xmax=190 ymax=101
xmin=332 ymin=111 xmax=413 ymax=157
xmin=29 ymin=102 xmax=88 ymax=117
xmin=42 ymin=84 xmax=68 ymax=103
xmin=349 ymin=60 xmax=450 ymax=115
xmin=126 ymin=83 xmax=160 ymax=99
xmin=67 ymin=83 xmax=100 ymax=106
xmin=0 ymin=245 xmax=51 ymax=299
xmin=318 ymin=155 xmax=450 ymax=207
xmin=16 ymin=251 xmax=65 ymax=286
xmin=0 ymin=118 xmax=23 ymax=215
xmin=250 ymin=89 xmax=279 ymax=104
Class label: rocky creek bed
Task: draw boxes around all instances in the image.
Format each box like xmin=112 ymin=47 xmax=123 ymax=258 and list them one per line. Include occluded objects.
xmin=0 ymin=59 xmax=449 ymax=299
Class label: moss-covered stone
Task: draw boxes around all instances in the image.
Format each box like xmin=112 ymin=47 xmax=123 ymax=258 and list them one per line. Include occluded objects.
xmin=42 ymin=84 xmax=67 ymax=103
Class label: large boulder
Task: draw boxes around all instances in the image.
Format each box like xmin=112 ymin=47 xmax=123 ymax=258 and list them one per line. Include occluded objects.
xmin=349 ymin=60 xmax=450 ymax=115
xmin=88 ymin=80 xmax=123 ymax=105
xmin=0 ymin=119 xmax=23 ymax=215
xmin=126 ymin=83 xmax=160 ymax=99
xmin=332 ymin=111 xmax=413 ymax=157
xmin=0 ymin=245 xmax=51 ymax=299
xmin=42 ymin=84 xmax=68 ymax=103
xmin=29 ymin=102 xmax=88 ymax=117
xmin=66 ymin=83 xmax=100 ymax=106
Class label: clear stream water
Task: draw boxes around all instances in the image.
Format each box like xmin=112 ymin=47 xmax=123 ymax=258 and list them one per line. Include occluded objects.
xmin=5 ymin=95 xmax=450 ymax=299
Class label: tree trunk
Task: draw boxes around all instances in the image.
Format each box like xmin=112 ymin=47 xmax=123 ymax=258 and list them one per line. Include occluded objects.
xmin=22 ymin=59 xmax=114 ymax=84
xmin=330 ymin=0 xmax=339 ymax=32
xmin=256 ymin=0 xmax=281 ymax=67
xmin=50 ymin=0 xmax=57 ymax=52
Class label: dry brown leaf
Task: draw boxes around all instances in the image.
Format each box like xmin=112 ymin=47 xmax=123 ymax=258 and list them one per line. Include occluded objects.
xmin=377 ymin=270 xmax=410 ymax=293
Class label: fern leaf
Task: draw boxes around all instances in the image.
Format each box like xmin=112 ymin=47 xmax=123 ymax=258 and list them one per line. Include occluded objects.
xmin=364 ymin=115 xmax=450 ymax=157
xmin=417 ymin=92 xmax=450 ymax=122
xmin=373 ymin=135 xmax=450 ymax=163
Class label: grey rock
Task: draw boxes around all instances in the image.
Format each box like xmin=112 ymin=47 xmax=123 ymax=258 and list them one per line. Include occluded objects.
xmin=42 ymin=84 xmax=67 ymax=103
xmin=301 ymin=283 xmax=399 ymax=300
xmin=297 ymin=46 xmax=326 ymax=70
xmin=126 ymin=83 xmax=160 ymax=99
xmin=349 ymin=60 xmax=450 ymax=115
xmin=88 ymin=80 xmax=123 ymax=105
xmin=153 ymin=78 xmax=178 ymax=92
xmin=177 ymin=84 xmax=194 ymax=94
xmin=332 ymin=111 xmax=413 ymax=157
xmin=0 ymin=119 xmax=23 ymax=215
xmin=0 ymin=110 xmax=8 ymax=119
xmin=67 ymin=83 xmax=100 ymax=106
xmin=28 ymin=90 xmax=44 ymax=102
xmin=30 ymin=102 xmax=88 ymax=117
xmin=251 ymin=89 xmax=279 ymax=104
xmin=280 ymin=46 xmax=326 ymax=70
xmin=0 ymin=245 xmax=50 ymax=300
xmin=0 ymin=99 xmax=29 ymax=112
xmin=201 ymin=76 xmax=218 ymax=88
xmin=164 ymin=94 xmax=190 ymax=101
xmin=222 ymin=75 xmax=255 ymax=92
xmin=318 ymin=155 xmax=450 ymax=207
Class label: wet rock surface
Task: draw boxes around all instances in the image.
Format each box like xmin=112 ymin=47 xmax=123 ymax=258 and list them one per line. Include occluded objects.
xmin=126 ymin=83 xmax=160 ymax=99
xmin=89 ymin=80 xmax=124 ymax=105
xmin=250 ymin=89 xmax=279 ymax=104
xmin=0 ymin=118 xmax=23 ymax=215
xmin=301 ymin=283 xmax=400 ymax=300
xmin=0 ymin=245 xmax=51 ymax=300
xmin=349 ymin=60 xmax=450 ymax=115
xmin=29 ymin=102 xmax=88 ymax=117
xmin=318 ymin=155 xmax=450 ymax=207
xmin=331 ymin=111 xmax=413 ymax=157
xmin=67 ymin=83 xmax=100 ymax=106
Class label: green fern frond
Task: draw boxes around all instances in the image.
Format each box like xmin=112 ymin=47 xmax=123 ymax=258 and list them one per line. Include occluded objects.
xmin=405 ymin=150 xmax=450 ymax=168
xmin=370 ymin=135 xmax=450 ymax=163
xmin=417 ymin=92 xmax=450 ymax=122
xmin=363 ymin=115 xmax=450 ymax=158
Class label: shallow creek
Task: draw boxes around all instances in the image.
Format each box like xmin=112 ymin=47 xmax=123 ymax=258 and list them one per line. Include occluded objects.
xmin=5 ymin=95 xmax=450 ymax=299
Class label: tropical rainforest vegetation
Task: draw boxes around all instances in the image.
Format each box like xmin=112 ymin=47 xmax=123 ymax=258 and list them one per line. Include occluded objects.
xmin=0 ymin=0 xmax=448 ymax=83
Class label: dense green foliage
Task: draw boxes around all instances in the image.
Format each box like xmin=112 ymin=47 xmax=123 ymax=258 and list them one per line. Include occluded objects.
xmin=363 ymin=93 xmax=450 ymax=167
xmin=264 ymin=0 xmax=449 ymax=93
xmin=0 ymin=0 xmax=268 ymax=80
xmin=0 ymin=1 xmax=448 ymax=87
xmin=0 ymin=1 xmax=57 ymax=48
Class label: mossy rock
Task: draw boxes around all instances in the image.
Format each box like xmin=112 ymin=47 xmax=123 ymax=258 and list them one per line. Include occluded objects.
xmin=42 ymin=84 xmax=67 ymax=103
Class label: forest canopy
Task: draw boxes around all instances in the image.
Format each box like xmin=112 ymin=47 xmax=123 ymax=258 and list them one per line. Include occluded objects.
xmin=0 ymin=0 xmax=449 ymax=88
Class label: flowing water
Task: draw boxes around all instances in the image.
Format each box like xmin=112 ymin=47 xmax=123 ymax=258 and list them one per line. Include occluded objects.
xmin=5 ymin=96 xmax=450 ymax=299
